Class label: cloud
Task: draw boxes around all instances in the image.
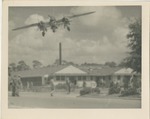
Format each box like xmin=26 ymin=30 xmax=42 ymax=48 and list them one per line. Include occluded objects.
xmin=25 ymin=14 xmax=48 ymax=25
xmin=9 ymin=14 xmax=66 ymax=66
xmin=70 ymin=6 xmax=122 ymax=27
xmin=9 ymin=7 xmax=133 ymax=66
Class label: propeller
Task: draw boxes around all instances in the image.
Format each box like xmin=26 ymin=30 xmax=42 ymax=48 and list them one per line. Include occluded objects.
xmin=48 ymin=15 xmax=56 ymax=22
xmin=61 ymin=17 xmax=71 ymax=28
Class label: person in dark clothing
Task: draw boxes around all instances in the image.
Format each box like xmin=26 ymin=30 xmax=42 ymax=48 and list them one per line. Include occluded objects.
xmin=83 ymin=79 xmax=87 ymax=88
xmin=10 ymin=75 xmax=22 ymax=97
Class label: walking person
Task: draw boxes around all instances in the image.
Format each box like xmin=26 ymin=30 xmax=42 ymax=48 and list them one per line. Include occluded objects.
xmin=50 ymin=78 xmax=55 ymax=96
xmin=66 ymin=78 xmax=71 ymax=94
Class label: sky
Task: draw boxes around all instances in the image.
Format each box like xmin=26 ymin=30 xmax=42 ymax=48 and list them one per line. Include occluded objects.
xmin=9 ymin=6 xmax=141 ymax=67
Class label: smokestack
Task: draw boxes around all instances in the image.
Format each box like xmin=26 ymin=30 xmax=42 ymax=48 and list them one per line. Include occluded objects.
xmin=59 ymin=42 xmax=62 ymax=65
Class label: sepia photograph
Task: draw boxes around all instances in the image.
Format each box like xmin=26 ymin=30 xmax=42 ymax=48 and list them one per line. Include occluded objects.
xmin=8 ymin=6 xmax=142 ymax=109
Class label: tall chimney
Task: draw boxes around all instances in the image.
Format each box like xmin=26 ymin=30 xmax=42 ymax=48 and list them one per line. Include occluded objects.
xmin=59 ymin=42 xmax=62 ymax=65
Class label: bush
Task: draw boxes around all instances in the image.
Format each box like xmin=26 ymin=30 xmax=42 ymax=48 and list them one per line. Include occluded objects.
xmin=121 ymin=88 xmax=138 ymax=96
xmin=55 ymin=83 xmax=67 ymax=90
xmin=80 ymin=87 xmax=100 ymax=96
xmin=109 ymin=82 xmax=120 ymax=94
xmin=80 ymin=87 xmax=92 ymax=95
xmin=92 ymin=87 xmax=100 ymax=94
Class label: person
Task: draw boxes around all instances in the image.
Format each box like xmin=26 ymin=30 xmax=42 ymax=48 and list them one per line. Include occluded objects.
xmin=66 ymin=78 xmax=71 ymax=94
xmin=91 ymin=79 xmax=97 ymax=93
xmin=26 ymin=81 xmax=30 ymax=91
xmin=72 ymin=78 xmax=77 ymax=92
xmin=50 ymin=79 xmax=55 ymax=96
xmin=11 ymin=75 xmax=22 ymax=97
xmin=30 ymin=81 xmax=33 ymax=92
xmin=82 ymin=79 xmax=87 ymax=88
xmin=10 ymin=75 xmax=16 ymax=96
xmin=15 ymin=75 xmax=22 ymax=96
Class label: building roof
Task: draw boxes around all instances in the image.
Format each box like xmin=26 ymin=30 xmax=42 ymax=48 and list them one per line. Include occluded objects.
xmin=12 ymin=65 xmax=123 ymax=78
xmin=12 ymin=65 xmax=68 ymax=78
xmin=78 ymin=66 xmax=121 ymax=76
xmin=55 ymin=65 xmax=87 ymax=75
xmin=114 ymin=68 xmax=133 ymax=75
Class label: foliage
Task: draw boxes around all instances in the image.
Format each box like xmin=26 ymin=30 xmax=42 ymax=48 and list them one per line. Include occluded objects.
xmin=104 ymin=61 xmax=117 ymax=67
xmin=9 ymin=60 xmax=31 ymax=72
xmin=53 ymin=59 xmax=76 ymax=65
xmin=80 ymin=87 xmax=100 ymax=95
xmin=55 ymin=83 xmax=67 ymax=90
xmin=132 ymin=76 xmax=141 ymax=89
xmin=123 ymin=77 xmax=130 ymax=90
xmin=32 ymin=60 xmax=43 ymax=69
xmin=9 ymin=63 xmax=17 ymax=72
xmin=121 ymin=75 xmax=141 ymax=96
xmin=17 ymin=60 xmax=31 ymax=71
xmin=80 ymin=87 xmax=92 ymax=95
xmin=121 ymin=19 xmax=141 ymax=73
xmin=109 ymin=82 xmax=120 ymax=94
xmin=92 ymin=87 xmax=101 ymax=94
xmin=121 ymin=88 xmax=138 ymax=96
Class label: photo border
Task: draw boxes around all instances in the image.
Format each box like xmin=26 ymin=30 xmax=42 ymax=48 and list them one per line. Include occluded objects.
xmin=2 ymin=1 xmax=149 ymax=119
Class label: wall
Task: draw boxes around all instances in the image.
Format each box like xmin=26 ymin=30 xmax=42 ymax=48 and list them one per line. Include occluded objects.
xmin=21 ymin=76 xmax=42 ymax=87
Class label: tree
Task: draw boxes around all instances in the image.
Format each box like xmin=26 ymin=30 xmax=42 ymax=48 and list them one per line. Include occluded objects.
xmin=9 ymin=63 xmax=17 ymax=72
xmin=17 ymin=60 xmax=31 ymax=71
xmin=53 ymin=59 xmax=76 ymax=65
xmin=32 ymin=60 xmax=43 ymax=69
xmin=122 ymin=19 xmax=141 ymax=73
xmin=104 ymin=61 xmax=117 ymax=67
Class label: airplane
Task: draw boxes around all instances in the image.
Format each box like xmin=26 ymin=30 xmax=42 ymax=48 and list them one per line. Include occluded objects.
xmin=12 ymin=11 xmax=95 ymax=37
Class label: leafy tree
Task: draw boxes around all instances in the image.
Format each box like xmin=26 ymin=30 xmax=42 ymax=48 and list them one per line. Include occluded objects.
xmin=53 ymin=59 xmax=76 ymax=65
xmin=104 ymin=61 xmax=117 ymax=67
xmin=9 ymin=63 xmax=17 ymax=72
xmin=8 ymin=66 xmax=12 ymax=76
xmin=17 ymin=60 xmax=30 ymax=71
xmin=32 ymin=60 xmax=43 ymax=68
xmin=122 ymin=19 xmax=141 ymax=73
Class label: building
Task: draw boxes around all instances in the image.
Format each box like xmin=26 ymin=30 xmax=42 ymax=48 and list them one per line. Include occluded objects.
xmin=12 ymin=65 xmax=140 ymax=88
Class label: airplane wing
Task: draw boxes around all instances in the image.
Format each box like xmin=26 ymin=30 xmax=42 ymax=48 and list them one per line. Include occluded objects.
xmin=12 ymin=23 xmax=39 ymax=31
xmin=56 ymin=11 xmax=95 ymax=24
xmin=67 ymin=11 xmax=95 ymax=19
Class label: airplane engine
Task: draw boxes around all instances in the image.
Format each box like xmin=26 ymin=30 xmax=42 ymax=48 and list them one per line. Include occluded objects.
xmin=38 ymin=21 xmax=44 ymax=30
xmin=62 ymin=17 xmax=71 ymax=31
xmin=62 ymin=17 xmax=70 ymax=26
xmin=67 ymin=26 xmax=70 ymax=31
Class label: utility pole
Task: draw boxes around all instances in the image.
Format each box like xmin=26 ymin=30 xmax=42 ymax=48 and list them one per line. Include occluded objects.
xmin=59 ymin=42 xmax=62 ymax=65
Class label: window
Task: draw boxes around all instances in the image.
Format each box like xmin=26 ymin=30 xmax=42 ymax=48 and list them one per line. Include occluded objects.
xmin=77 ymin=76 xmax=80 ymax=81
xmin=82 ymin=76 xmax=86 ymax=80
xmin=56 ymin=76 xmax=60 ymax=81
xmin=61 ymin=76 xmax=65 ymax=81
xmin=117 ymin=76 xmax=121 ymax=80
xmin=90 ymin=76 xmax=93 ymax=80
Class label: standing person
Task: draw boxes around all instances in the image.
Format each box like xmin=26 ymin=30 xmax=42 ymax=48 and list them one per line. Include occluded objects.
xmin=66 ymin=78 xmax=71 ymax=94
xmin=26 ymin=81 xmax=30 ymax=91
xmin=72 ymin=78 xmax=77 ymax=92
xmin=50 ymin=78 xmax=55 ymax=96
xmin=30 ymin=81 xmax=33 ymax=92
xmin=11 ymin=75 xmax=22 ymax=97
xmin=10 ymin=75 xmax=16 ymax=96
xmin=82 ymin=79 xmax=87 ymax=88
xmin=15 ymin=75 xmax=22 ymax=96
